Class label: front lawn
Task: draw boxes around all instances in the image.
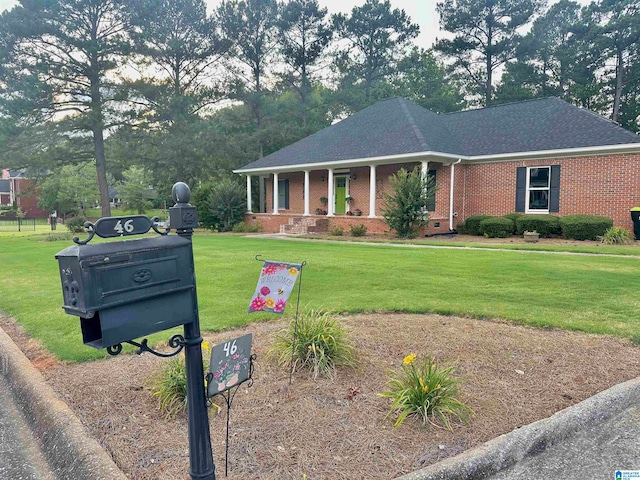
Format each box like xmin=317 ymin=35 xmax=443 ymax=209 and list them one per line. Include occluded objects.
xmin=0 ymin=233 xmax=639 ymax=361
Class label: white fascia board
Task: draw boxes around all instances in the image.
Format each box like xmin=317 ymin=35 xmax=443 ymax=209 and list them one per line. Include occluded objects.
xmin=232 ymin=151 xmax=464 ymax=175
xmin=465 ymin=143 xmax=640 ymax=163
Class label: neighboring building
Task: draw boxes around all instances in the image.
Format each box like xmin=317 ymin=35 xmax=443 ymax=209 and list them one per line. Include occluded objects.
xmin=0 ymin=169 xmax=50 ymax=218
xmin=234 ymin=97 xmax=640 ymax=235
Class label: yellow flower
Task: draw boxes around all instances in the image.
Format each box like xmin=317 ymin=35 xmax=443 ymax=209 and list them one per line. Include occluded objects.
xmin=202 ymin=341 xmax=210 ymax=352
xmin=423 ymin=385 xmax=429 ymax=393
xmin=403 ymin=353 xmax=416 ymax=365
xmin=288 ymin=267 xmax=298 ymax=276
xmin=265 ymin=297 xmax=275 ymax=308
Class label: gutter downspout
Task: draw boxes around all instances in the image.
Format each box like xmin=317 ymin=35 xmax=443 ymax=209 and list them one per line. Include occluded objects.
xmin=449 ymin=159 xmax=462 ymax=231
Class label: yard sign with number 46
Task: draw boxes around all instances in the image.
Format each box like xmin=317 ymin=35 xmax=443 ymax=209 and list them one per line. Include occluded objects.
xmin=207 ymin=333 xmax=253 ymax=397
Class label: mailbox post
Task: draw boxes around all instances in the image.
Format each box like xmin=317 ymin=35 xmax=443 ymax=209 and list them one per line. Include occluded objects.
xmin=55 ymin=182 xmax=215 ymax=480
xmin=170 ymin=182 xmax=216 ymax=480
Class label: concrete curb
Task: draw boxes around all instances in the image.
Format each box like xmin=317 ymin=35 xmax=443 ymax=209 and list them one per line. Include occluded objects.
xmin=397 ymin=376 xmax=640 ymax=480
xmin=0 ymin=326 xmax=128 ymax=480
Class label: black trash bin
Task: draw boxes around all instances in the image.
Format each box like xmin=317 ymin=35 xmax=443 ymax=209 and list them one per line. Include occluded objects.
xmin=631 ymin=208 xmax=640 ymax=240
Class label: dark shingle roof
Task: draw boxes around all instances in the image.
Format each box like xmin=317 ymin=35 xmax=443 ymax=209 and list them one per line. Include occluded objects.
xmin=237 ymin=97 xmax=640 ymax=171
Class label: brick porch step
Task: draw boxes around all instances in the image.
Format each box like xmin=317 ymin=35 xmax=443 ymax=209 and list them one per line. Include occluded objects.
xmin=279 ymin=217 xmax=329 ymax=235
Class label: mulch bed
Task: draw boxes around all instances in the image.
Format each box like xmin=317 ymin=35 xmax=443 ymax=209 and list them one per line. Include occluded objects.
xmin=5 ymin=312 xmax=634 ymax=480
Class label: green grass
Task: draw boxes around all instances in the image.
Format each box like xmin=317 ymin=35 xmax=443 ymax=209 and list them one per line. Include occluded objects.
xmin=1 ymin=233 xmax=639 ymax=362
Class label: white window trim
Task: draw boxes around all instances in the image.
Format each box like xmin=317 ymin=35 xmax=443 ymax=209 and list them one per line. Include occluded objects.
xmin=525 ymin=166 xmax=550 ymax=214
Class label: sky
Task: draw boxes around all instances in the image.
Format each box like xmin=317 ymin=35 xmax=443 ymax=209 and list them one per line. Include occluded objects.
xmin=0 ymin=0 xmax=591 ymax=51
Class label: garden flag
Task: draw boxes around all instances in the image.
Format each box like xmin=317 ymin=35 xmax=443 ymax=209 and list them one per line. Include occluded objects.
xmin=248 ymin=260 xmax=302 ymax=314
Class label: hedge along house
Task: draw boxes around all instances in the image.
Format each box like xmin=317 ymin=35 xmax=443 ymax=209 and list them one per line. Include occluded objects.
xmin=233 ymin=97 xmax=640 ymax=235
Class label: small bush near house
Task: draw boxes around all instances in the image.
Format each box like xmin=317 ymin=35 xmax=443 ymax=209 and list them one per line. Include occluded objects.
xmin=231 ymin=221 xmax=263 ymax=233
xmin=380 ymin=353 xmax=473 ymax=429
xmin=269 ymin=309 xmax=357 ymax=379
xmin=208 ymin=178 xmax=246 ymax=232
xmin=479 ymin=217 xmax=513 ymax=238
xmin=455 ymin=222 xmax=465 ymax=234
xmin=464 ymin=215 xmax=492 ymax=236
xmin=330 ymin=226 xmax=344 ymax=236
xmin=65 ymin=217 xmax=87 ymax=233
xmin=515 ymin=215 xmax=561 ymax=237
xmin=503 ymin=213 xmax=523 ymax=234
xmin=350 ymin=224 xmax=367 ymax=237
xmin=600 ymin=227 xmax=633 ymax=245
xmin=382 ymin=167 xmax=437 ymax=238
xmin=560 ymin=215 xmax=614 ymax=241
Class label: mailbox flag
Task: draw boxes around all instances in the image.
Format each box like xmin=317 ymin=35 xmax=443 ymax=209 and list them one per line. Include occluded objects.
xmin=248 ymin=261 xmax=302 ymax=314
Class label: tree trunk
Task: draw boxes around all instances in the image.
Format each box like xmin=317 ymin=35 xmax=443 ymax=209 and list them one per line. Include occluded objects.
xmin=94 ymin=127 xmax=111 ymax=218
xmin=612 ymin=46 xmax=623 ymax=123
xmin=90 ymin=73 xmax=111 ymax=217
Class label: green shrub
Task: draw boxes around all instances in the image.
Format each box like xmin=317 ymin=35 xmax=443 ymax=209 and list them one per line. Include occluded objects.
xmin=515 ymin=215 xmax=561 ymax=237
xmin=269 ymin=309 xmax=357 ymax=379
xmin=330 ymin=226 xmax=344 ymax=236
xmin=208 ymin=178 xmax=246 ymax=232
xmin=560 ymin=215 xmax=613 ymax=241
xmin=231 ymin=221 xmax=263 ymax=233
xmin=599 ymin=226 xmax=632 ymax=245
xmin=382 ymin=167 xmax=437 ymax=238
xmin=562 ymin=215 xmax=615 ymax=241
xmin=479 ymin=217 xmax=513 ymax=238
xmin=65 ymin=217 xmax=87 ymax=233
xmin=380 ymin=353 xmax=474 ymax=429
xmin=464 ymin=215 xmax=492 ymax=236
xmin=503 ymin=213 xmax=523 ymax=234
xmin=455 ymin=222 xmax=466 ymax=234
xmin=350 ymin=224 xmax=367 ymax=237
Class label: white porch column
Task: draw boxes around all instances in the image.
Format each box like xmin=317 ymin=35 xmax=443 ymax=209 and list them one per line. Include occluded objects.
xmin=303 ymin=170 xmax=310 ymax=216
xmin=327 ymin=168 xmax=335 ymax=216
xmin=272 ymin=173 xmax=279 ymax=214
xmin=369 ymin=165 xmax=377 ymax=218
xmin=246 ymin=175 xmax=252 ymax=213
xmin=421 ymin=161 xmax=429 ymax=178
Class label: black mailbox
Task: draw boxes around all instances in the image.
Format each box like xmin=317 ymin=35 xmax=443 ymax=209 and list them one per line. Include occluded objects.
xmin=55 ymin=235 xmax=195 ymax=349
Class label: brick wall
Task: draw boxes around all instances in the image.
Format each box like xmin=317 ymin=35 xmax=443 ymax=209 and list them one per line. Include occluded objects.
xmin=249 ymin=152 xmax=640 ymax=234
xmin=460 ymin=153 xmax=640 ymax=231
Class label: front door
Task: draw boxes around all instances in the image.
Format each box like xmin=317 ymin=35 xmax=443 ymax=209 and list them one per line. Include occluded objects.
xmin=334 ymin=176 xmax=348 ymax=214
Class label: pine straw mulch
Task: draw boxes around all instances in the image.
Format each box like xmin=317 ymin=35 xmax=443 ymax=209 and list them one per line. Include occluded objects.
xmin=3 ymin=312 xmax=640 ymax=480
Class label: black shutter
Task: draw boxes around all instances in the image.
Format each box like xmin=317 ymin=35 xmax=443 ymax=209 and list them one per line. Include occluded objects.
xmin=515 ymin=167 xmax=526 ymax=212
xmin=426 ymin=169 xmax=436 ymax=211
xmin=549 ymin=165 xmax=560 ymax=213
xmin=284 ymin=179 xmax=290 ymax=209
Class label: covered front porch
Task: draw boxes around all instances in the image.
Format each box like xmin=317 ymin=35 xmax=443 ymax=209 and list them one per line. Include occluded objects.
xmin=238 ymin=158 xmax=463 ymax=235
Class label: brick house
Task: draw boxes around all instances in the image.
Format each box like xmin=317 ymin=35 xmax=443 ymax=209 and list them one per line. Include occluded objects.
xmin=233 ymin=97 xmax=640 ymax=235
xmin=0 ymin=169 xmax=50 ymax=218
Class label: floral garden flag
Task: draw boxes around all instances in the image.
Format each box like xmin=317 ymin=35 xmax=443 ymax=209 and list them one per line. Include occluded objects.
xmin=248 ymin=261 xmax=302 ymax=314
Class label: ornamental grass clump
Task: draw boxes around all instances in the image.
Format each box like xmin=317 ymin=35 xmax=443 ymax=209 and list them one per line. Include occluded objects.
xmin=269 ymin=308 xmax=356 ymax=379
xmin=380 ymin=353 xmax=473 ymax=429
xmin=147 ymin=342 xmax=213 ymax=418
xmin=600 ymin=226 xmax=633 ymax=245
